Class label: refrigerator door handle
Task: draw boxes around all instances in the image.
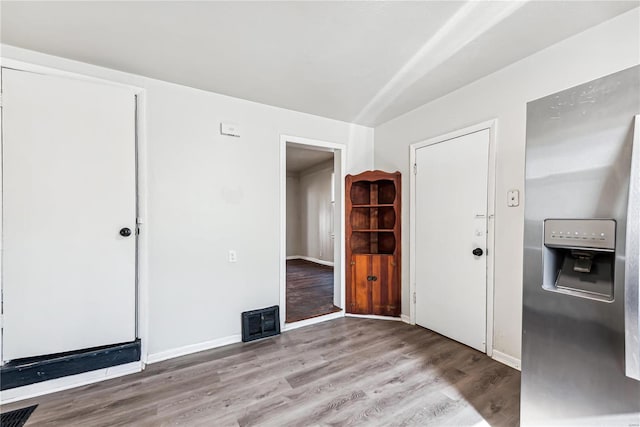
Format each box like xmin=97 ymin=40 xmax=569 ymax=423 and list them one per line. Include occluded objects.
xmin=625 ymin=115 xmax=640 ymax=381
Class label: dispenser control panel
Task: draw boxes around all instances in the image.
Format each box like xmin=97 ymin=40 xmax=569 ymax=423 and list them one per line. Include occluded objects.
xmin=544 ymin=219 xmax=616 ymax=251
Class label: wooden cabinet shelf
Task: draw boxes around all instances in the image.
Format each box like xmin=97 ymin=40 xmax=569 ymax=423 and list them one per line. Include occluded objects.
xmin=351 ymin=204 xmax=395 ymax=208
xmin=351 ymin=229 xmax=394 ymax=232
xmin=346 ymin=171 xmax=401 ymax=317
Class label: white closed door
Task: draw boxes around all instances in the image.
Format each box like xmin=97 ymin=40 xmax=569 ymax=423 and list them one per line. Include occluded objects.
xmin=2 ymin=68 xmax=137 ymax=361
xmin=415 ymin=129 xmax=490 ymax=352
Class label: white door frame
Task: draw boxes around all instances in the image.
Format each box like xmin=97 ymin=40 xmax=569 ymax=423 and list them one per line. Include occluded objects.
xmin=279 ymin=134 xmax=346 ymax=330
xmin=0 ymin=58 xmax=149 ymax=366
xmin=409 ymin=119 xmax=497 ymax=356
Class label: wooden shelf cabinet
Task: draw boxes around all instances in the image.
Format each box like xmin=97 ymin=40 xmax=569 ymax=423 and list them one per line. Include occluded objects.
xmin=346 ymin=171 xmax=401 ymax=316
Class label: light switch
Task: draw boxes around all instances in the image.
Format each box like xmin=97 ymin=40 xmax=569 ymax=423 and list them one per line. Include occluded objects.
xmin=507 ymin=189 xmax=520 ymax=207
xmin=228 ymin=250 xmax=237 ymax=263
xmin=221 ymin=122 xmax=241 ymax=137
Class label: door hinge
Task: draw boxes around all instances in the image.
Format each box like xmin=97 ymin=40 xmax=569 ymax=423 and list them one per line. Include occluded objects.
xmin=413 ymin=291 xmax=416 ymax=303
xmin=413 ymin=163 xmax=417 ymax=175
xmin=350 ymin=261 xmax=356 ymax=265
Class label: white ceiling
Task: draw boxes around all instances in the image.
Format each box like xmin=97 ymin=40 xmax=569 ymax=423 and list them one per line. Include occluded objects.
xmin=1 ymin=1 xmax=637 ymax=126
xmin=286 ymin=146 xmax=334 ymax=174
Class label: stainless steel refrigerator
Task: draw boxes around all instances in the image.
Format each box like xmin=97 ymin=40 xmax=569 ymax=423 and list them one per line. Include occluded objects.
xmin=522 ymin=66 xmax=640 ymax=426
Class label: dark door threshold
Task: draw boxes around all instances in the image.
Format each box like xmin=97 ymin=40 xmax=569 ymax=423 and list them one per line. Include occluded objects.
xmin=1 ymin=340 xmax=141 ymax=390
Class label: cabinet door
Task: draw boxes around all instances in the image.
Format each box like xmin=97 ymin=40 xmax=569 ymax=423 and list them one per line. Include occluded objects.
xmin=350 ymin=255 xmax=371 ymax=314
xmin=372 ymin=255 xmax=398 ymax=316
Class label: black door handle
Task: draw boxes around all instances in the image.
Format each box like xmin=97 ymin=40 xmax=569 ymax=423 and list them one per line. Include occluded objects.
xmin=120 ymin=227 xmax=132 ymax=237
xmin=472 ymin=248 xmax=483 ymax=256
xmin=367 ymin=275 xmax=378 ymax=281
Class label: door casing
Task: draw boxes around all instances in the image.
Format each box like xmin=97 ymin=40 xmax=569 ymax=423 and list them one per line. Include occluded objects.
xmin=409 ymin=119 xmax=497 ymax=356
xmin=0 ymin=59 xmax=149 ymax=366
xmin=279 ymin=134 xmax=347 ymax=330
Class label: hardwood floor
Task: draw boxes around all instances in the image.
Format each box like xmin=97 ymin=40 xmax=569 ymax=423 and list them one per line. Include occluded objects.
xmin=2 ymin=318 xmax=520 ymax=426
xmin=286 ymin=259 xmax=341 ymax=323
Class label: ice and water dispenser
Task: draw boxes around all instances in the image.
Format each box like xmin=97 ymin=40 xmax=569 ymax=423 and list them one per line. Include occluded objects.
xmin=542 ymin=219 xmax=616 ymax=301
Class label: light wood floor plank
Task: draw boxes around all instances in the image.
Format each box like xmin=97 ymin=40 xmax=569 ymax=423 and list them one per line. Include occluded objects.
xmin=1 ymin=318 xmax=520 ymax=426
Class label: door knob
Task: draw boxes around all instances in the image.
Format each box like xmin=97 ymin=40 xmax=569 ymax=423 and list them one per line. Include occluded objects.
xmin=119 ymin=227 xmax=132 ymax=237
xmin=472 ymin=248 xmax=483 ymax=256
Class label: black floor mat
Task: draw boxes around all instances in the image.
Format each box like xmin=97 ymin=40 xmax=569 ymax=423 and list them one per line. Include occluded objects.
xmin=0 ymin=404 xmax=37 ymax=427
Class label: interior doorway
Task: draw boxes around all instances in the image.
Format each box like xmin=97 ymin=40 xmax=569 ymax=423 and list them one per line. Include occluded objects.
xmin=280 ymin=136 xmax=345 ymax=327
xmin=285 ymin=145 xmax=338 ymax=322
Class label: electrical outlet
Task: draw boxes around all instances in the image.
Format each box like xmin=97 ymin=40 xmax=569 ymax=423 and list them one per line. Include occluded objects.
xmin=228 ymin=250 xmax=237 ymax=263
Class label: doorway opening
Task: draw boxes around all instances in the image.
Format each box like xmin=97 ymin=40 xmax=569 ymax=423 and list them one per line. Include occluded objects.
xmin=280 ymin=136 xmax=345 ymax=327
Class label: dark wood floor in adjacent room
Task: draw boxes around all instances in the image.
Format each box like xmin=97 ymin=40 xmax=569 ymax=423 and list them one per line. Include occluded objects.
xmin=2 ymin=318 xmax=520 ymax=426
xmin=286 ymin=259 xmax=341 ymax=323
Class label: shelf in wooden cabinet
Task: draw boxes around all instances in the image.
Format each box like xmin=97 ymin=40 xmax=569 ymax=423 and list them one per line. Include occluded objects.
xmin=352 ymin=253 xmax=395 ymax=256
xmin=351 ymin=204 xmax=395 ymax=208
xmin=351 ymin=229 xmax=395 ymax=232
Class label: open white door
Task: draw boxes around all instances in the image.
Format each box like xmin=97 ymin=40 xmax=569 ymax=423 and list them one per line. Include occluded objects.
xmin=415 ymin=129 xmax=490 ymax=352
xmin=2 ymin=68 xmax=137 ymax=361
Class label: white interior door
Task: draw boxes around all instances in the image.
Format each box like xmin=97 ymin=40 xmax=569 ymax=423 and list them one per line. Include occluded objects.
xmin=415 ymin=129 xmax=490 ymax=352
xmin=2 ymin=68 xmax=137 ymax=361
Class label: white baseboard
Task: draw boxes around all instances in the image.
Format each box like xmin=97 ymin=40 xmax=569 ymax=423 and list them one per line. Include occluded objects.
xmin=492 ymin=350 xmax=521 ymax=371
xmin=400 ymin=314 xmax=413 ymax=325
xmin=283 ymin=311 xmax=344 ymax=331
xmin=146 ymin=334 xmax=242 ymax=364
xmin=286 ymin=255 xmax=334 ymax=267
xmin=0 ymin=361 xmax=142 ymax=404
xmin=345 ymin=313 xmax=402 ymax=321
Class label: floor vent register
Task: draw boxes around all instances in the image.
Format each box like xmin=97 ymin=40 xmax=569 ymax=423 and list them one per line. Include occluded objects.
xmin=0 ymin=404 xmax=38 ymax=427
xmin=242 ymin=305 xmax=280 ymax=342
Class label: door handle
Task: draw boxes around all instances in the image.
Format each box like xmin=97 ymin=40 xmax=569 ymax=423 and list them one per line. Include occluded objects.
xmin=472 ymin=248 xmax=484 ymax=256
xmin=119 ymin=227 xmax=132 ymax=237
xmin=624 ymin=115 xmax=640 ymax=381
xmin=367 ymin=275 xmax=378 ymax=281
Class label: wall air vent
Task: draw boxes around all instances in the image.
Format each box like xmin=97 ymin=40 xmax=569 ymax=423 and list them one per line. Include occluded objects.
xmin=241 ymin=306 xmax=280 ymax=342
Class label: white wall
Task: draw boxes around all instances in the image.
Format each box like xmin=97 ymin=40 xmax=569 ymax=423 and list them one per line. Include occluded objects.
xmin=298 ymin=160 xmax=335 ymax=263
xmin=286 ymin=173 xmax=301 ymax=257
xmin=1 ymin=45 xmax=374 ymax=358
xmin=374 ymin=9 xmax=640 ymax=361
xmin=286 ymin=160 xmax=335 ymax=263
